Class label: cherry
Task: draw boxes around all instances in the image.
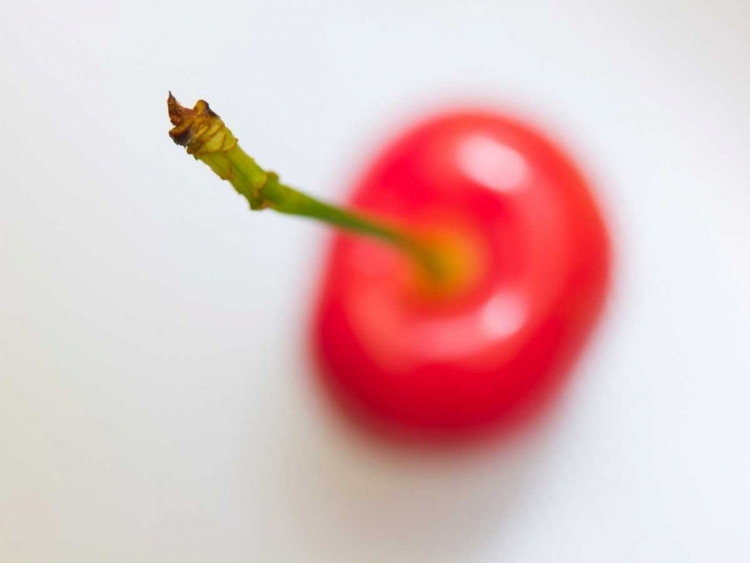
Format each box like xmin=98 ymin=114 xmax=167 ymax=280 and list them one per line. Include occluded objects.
xmin=312 ymin=110 xmax=611 ymax=442
xmin=167 ymin=96 xmax=611 ymax=444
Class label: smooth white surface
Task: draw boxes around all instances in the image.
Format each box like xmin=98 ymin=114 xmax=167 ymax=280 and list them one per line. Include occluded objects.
xmin=1 ymin=1 xmax=749 ymax=561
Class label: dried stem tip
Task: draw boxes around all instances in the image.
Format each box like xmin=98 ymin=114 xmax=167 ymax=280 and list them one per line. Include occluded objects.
xmin=167 ymin=92 xmax=236 ymax=155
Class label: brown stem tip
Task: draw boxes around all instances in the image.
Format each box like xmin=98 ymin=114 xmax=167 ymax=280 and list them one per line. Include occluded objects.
xmin=166 ymin=92 xmax=221 ymax=149
xmin=167 ymin=91 xmax=192 ymax=127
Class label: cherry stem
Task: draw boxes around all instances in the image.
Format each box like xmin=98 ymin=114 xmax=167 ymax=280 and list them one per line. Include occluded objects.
xmin=166 ymin=93 xmax=445 ymax=280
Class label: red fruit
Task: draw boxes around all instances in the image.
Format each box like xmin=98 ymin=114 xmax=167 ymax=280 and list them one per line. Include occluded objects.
xmin=312 ymin=110 xmax=611 ymax=443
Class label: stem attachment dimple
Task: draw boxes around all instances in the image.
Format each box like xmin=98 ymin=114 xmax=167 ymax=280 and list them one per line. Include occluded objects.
xmin=167 ymin=94 xmax=454 ymax=288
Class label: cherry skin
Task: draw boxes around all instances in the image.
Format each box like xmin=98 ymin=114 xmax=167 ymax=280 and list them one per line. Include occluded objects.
xmin=312 ymin=110 xmax=611 ymax=443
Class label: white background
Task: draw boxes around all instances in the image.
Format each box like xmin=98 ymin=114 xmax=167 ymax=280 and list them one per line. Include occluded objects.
xmin=2 ymin=1 xmax=749 ymax=561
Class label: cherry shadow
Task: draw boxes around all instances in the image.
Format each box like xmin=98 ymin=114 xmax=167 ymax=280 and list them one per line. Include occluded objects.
xmin=260 ymin=359 xmax=562 ymax=563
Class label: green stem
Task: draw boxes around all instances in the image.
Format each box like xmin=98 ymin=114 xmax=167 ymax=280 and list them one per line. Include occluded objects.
xmin=167 ymin=93 xmax=443 ymax=278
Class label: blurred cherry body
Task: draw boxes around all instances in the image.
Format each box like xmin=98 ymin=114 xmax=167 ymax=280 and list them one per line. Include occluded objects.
xmin=313 ymin=110 xmax=611 ymax=442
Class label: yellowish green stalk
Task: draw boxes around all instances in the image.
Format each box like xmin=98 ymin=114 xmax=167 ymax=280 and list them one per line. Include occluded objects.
xmin=167 ymin=93 xmax=444 ymax=279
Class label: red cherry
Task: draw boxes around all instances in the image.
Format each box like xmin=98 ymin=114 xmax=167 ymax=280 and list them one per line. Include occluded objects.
xmin=312 ymin=110 xmax=611 ymax=443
